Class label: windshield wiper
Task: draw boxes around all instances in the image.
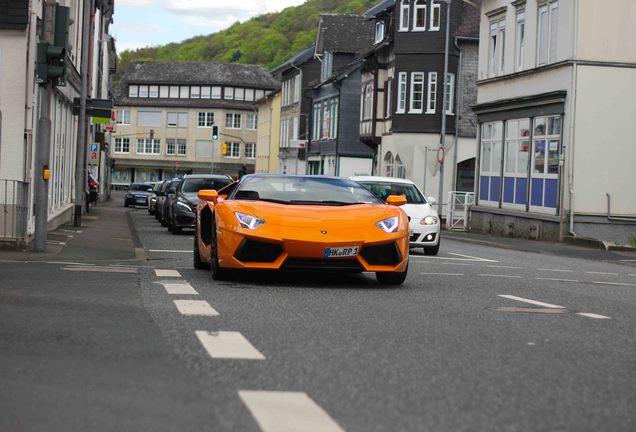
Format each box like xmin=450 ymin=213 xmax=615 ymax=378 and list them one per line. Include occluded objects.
xmin=289 ymin=200 xmax=356 ymax=206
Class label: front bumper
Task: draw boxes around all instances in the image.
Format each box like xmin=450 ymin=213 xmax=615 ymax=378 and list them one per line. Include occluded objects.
xmin=174 ymin=210 xmax=196 ymax=228
xmin=408 ymin=221 xmax=440 ymax=247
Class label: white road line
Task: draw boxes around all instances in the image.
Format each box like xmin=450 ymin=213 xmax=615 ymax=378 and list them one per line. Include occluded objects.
xmin=420 ymin=272 xmax=464 ymax=276
xmin=586 ymin=271 xmax=619 ymax=276
xmin=48 ymin=261 xmax=95 ymax=266
xmin=448 ymin=252 xmax=498 ymax=262
xmin=46 ymin=240 xmax=67 ymax=246
xmin=195 ymin=331 xmax=265 ymax=360
xmin=174 ymin=300 xmax=219 ymax=316
xmin=479 ymin=274 xmax=522 ymax=279
xmin=630 ymin=274 xmax=636 ymax=277
xmin=593 ymin=281 xmax=636 ymax=287
xmin=161 ymin=282 xmax=199 ymax=295
xmin=155 ymin=269 xmax=181 ymax=277
xmin=440 ymin=262 xmax=474 ymax=266
xmin=148 ymin=249 xmax=191 ymax=253
xmin=239 ymin=391 xmax=345 ymax=432
xmin=537 ymin=268 xmax=573 ymax=273
xmin=498 ymin=295 xmax=565 ymax=309
xmin=536 ymin=277 xmax=579 ymax=283
xmin=484 ymin=265 xmax=522 ymax=269
xmin=62 ymin=266 xmax=137 ymax=274
xmin=577 ymin=313 xmax=612 ymax=320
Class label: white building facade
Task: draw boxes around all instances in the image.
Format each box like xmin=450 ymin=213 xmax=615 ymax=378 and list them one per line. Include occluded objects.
xmin=472 ymin=0 xmax=636 ymax=242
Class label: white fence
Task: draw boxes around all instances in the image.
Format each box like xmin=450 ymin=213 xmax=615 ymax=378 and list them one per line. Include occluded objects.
xmin=446 ymin=191 xmax=475 ymax=231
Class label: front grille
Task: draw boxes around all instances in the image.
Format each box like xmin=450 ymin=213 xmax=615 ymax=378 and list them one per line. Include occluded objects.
xmin=281 ymin=258 xmax=364 ymax=272
xmin=234 ymin=239 xmax=283 ymax=263
xmin=360 ymin=242 xmax=401 ymax=266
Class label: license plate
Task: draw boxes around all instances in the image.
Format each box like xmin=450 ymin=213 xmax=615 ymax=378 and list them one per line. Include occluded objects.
xmin=323 ymin=246 xmax=359 ymax=258
xmin=136 ymin=199 xmax=146 ymax=204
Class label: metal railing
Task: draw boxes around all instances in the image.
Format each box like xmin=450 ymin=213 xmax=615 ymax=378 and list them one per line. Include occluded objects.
xmin=0 ymin=180 xmax=29 ymax=241
xmin=447 ymin=191 xmax=475 ymax=231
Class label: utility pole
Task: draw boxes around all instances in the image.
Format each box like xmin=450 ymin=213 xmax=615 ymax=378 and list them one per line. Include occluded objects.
xmin=74 ymin=0 xmax=92 ymax=227
xmin=437 ymin=0 xmax=451 ymax=217
xmin=33 ymin=1 xmax=56 ymax=252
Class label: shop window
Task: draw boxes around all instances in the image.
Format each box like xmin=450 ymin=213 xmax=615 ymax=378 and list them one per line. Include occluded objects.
xmin=385 ymin=152 xmax=395 ymax=177
xmin=479 ymin=121 xmax=503 ymax=205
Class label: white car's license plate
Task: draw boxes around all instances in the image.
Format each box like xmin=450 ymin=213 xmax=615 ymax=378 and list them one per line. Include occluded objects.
xmin=324 ymin=246 xmax=359 ymax=258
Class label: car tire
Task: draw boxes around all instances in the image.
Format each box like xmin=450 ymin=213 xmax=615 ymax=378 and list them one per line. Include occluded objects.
xmin=210 ymin=220 xmax=227 ymax=281
xmin=193 ymin=231 xmax=210 ymax=270
xmin=172 ymin=225 xmax=182 ymax=235
xmin=424 ymin=240 xmax=440 ymax=256
xmin=376 ymin=262 xmax=408 ymax=285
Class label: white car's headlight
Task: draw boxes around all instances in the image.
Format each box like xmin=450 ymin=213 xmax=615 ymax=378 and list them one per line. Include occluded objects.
xmin=235 ymin=212 xmax=265 ymax=230
xmin=421 ymin=216 xmax=439 ymax=225
xmin=376 ymin=216 xmax=399 ymax=233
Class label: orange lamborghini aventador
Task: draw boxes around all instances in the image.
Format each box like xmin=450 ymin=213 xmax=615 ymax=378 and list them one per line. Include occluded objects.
xmin=193 ymin=174 xmax=410 ymax=285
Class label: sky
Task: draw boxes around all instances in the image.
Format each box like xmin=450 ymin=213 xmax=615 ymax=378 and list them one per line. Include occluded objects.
xmin=112 ymin=0 xmax=307 ymax=52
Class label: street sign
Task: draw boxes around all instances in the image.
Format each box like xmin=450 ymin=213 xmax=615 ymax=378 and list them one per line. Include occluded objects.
xmin=88 ymin=143 xmax=100 ymax=165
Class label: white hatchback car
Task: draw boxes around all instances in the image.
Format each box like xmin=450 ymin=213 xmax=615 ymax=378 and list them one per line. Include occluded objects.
xmin=351 ymin=176 xmax=441 ymax=255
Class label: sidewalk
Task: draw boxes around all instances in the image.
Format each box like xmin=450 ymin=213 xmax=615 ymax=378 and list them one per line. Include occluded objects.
xmin=0 ymin=197 xmax=142 ymax=264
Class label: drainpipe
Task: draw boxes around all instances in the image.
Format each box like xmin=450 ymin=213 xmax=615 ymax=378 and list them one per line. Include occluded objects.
xmin=452 ymin=37 xmax=463 ymax=192
xmin=333 ymin=79 xmax=342 ymax=176
xmin=568 ymin=0 xmax=579 ymax=237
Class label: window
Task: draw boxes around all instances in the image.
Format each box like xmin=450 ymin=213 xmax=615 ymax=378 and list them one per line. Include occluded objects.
xmin=444 ymin=73 xmax=455 ymax=114
xmin=226 ymin=142 xmax=240 ymax=158
xmin=280 ymin=119 xmax=289 ymax=148
xmin=375 ymin=21 xmax=385 ymax=43
xmin=247 ymin=113 xmax=257 ymax=130
xmin=479 ymin=121 xmax=504 ymax=204
xmin=245 ymin=143 xmax=256 ymax=159
xmin=138 ymin=85 xmax=149 ymax=97
xmin=136 ymin=138 xmax=160 ymax=155
xmin=312 ymin=104 xmax=321 ymax=141
xmin=292 ymin=116 xmax=299 ymax=141
xmin=409 ymin=72 xmax=424 ymax=113
xmin=179 ymin=86 xmax=189 ymax=99
xmin=537 ymin=1 xmax=559 ymax=66
xmin=235 ymin=88 xmax=245 ymax=101
xmin=532 ymin=116 xmax=560 ymax=175
xmin=385 ymin=78 xmax=393 ymax=119
xmin=502 ymin=118 xmax=530 ymax=207
xmin=255 ymin=89 xmax=265 ymax=100
xmin=426 ymin=72 xmax=437 ymax=114
xmin=191 ymin=86 xmax=201 ymax=98
xmin=198 ymin=112 xmax=214 ymax=128
xmin=293 ymin=76 xmax=301 ymax=103
xmin=225 ymin=113 xmax=241 ymax=129
xmin=399 ymin=0 xmax=410 ymax=32
xmin=384 ymin=152 xmax=395 ymax=177
xmin=396 ymin=155 xmax=406 ymax=179
xmin=362 ymin=83 xmax=373 ymax=120
xmin=149 ymin=85 xmax=159 ymax=98
xmin=397 ymin=72 xmax=407 ymax=113
xmin=245 ymin=88 xmax=255 ymax=101
xmin=169 ymin=86 xmax=179 ymax=98
xmin=321 ymin=51 xmax=333 ymax=82
xmin=159 ymin=86 xmax=169 ymax=98
xmin=414 ymin=0 xmax=427 ymax=31
xmin=515 ymin=10 xmax=526 ymax=71
xmin=128 ymin=85 xmax=138 ymax=97
xmin=329 ymin=99 xmax=338 ymax=139
xmin=168 ymin=112 xmax=188 ymax=128
xmin=489 ymin=19 xmax=506 ymax=76
xmin=114 ymin=137 xmax=129 ymax=153
xmin=116 ymin=109 xmax=130 ymax=125
xmin=177 ymin=139 xmax=187 ymax=156
xmin=166 ymin=139 xmax=175 ymax=155
xmin=430 ymin=1 xmax=441 ymax=31
xmin=282 ymin=79 xmax=291 ymax=107
xmin=137 ymin=110 xmax=161 ymax=127
xmin=224 ymin=87 xmax=234 ymax=100
xmin=200 ymin=86 xmax=211 ymax=99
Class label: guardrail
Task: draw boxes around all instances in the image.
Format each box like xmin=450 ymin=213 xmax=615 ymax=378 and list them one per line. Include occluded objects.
xmin=0 ymin=179 xmax=29 ymax=241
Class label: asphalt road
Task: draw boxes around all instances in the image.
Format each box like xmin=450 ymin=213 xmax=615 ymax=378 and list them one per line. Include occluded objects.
xmin=1 ymin=199 xmax=635 ymax=431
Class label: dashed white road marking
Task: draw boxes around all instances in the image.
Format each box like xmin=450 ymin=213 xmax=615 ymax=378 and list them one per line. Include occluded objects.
xmin=420 ymin=272 xmax=464 ymax=276
xmin=148 ymin=249 xmax=191 ymax=253
xmin=62 ymin=266 xmax=137 ymax=274
xmin=195 ymin=331 xmax=265 ymax=360
xmin=536 ymin=277 xmax=579 ymax=283
xmin=537 ymin=268 xmax=573 ymax=273
xmin=48 ymin=261 xmax=95 ymax=266
xmin=46 ymin=240 xmax=67 ymax=246
xmin=173 ymin=300 xmax=219 ymax=316
xmin=161 ymin=282 xmax=199 ymax=295
xmin=448 ymin=252 xmax=498 ymax=262
xmin=498 ymin=295 xmax=565 ymax=309
xmin=440 ymin=262 xmax=474 ymax=266
xmin=155 ymin=269 xmax=182 ymax=277
xmin=592 ymin=281 xmax=636 ymax=287
xmin=479 ymin=274 xmax=522 ymax=279
xmin=577 ymin=313 xmax=611 ymax=320
xmin=484 ymin=265 xmax=522 ymax=269
xmin=239 ymin=391 xmax=345 ymax=432
xmin=586 ymin=271 xmax=618 ymax=276
xmin=57 ymin=229 xmax=82 ymax=234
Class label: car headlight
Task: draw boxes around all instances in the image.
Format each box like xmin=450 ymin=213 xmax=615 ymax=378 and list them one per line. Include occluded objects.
xmin=176 ymin=200 xmax=193 ymax=212
xmin=376 ymin=216 xmax=399 ymax=233
xmin=421 ymin=216 xmax=439 ymax=225
xmin=235 ymin=212 xmax=265 ymax=230
xmin=150 ymin=197 xmax=157 ymax=202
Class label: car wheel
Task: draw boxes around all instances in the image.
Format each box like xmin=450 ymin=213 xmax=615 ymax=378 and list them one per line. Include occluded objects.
xmin=167 ymin=219 xmax=173 ymax=232
xmin=172 ymin=225 xmax=182 ymax=235
xmin=424 ymin=240 xmax=440 ymax=256
xmin=193 ymin=231 xmax=210 ymax=270
xmin=376 ymin=262 xmax=408 ymax=285
xmin=160 ymin=215 xmax=167 ymax=227
xmin=210 ymin=220 xmax=227 ymax=281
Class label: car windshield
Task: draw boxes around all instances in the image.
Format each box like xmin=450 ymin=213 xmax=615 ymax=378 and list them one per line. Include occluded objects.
xmin=233 ymin=176 xmax=383 ymax=206
xmin=358 ymin=182 xmax=427 ymax=204
xmin=129 ymin=183 xmax=151 ymax=192
xmin=181 ymin=178 xmax=232 ymax=194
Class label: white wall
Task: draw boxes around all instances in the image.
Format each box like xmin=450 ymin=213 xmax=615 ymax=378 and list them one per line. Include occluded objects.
xmin=577 ymin=0 xmax=636 ymax=63
xmin=338 ymin=157 xmax=372 ymax=178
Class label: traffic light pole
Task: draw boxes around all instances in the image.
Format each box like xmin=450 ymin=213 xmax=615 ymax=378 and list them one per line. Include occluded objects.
xmin=73 ymin=0 xmax=92 ymax=227
xmin=33 ymin=1 xmax=56 ymax=252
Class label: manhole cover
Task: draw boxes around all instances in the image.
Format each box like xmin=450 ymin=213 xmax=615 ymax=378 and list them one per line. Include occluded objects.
xmin=492 ymin=307 xmax=570 ymax=314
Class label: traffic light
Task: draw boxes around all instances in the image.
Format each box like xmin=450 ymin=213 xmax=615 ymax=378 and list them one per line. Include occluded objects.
xmin=110 ymin=159 xmax=116 ymax=173
xmin=221 ymin=143 xmax=228 ymax=155
xmin=212 ymin=125 xmax=219 ymax=141
xmin=36 ymin=5 xmax=71 ymax=87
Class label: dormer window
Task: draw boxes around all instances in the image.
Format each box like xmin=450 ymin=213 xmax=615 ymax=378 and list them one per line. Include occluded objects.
xmin=399 ymin=0 xmax=410 ymax=32
xmin=375 ymin=21 xmax=385 ymax=43
xmin=430 ymin=1 xmax=441 ymax=31
xmin=320 ymin=51 xmax=333 ymax=82
xmin=414 ymin=0 xmax=427 ymax=31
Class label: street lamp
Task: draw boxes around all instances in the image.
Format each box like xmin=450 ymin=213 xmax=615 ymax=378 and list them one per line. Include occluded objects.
xmin=437 ymin=0 xmax=451 ymax=218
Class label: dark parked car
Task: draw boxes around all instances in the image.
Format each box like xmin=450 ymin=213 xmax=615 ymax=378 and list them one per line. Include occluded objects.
xmin=160 ymin=178 xmax=183 ymax=227
xmin=168 ymin=174 xmax=233 ymax=234
xmin=148 ymin=181 xmax=165 ymax=215
xmin=124 ymin=183 xmax=153 ymax=207
xmin=156 ymin=179 xmax=178 ymax=222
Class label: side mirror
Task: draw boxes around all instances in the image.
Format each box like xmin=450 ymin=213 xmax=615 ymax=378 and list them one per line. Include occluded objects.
xmin=427 ymin=196 xmax=437 ymax=205
xmin=198 ymin=189 xmax=219 ymax=204
xmin=386 ymin=195 xmax=407 ymax=206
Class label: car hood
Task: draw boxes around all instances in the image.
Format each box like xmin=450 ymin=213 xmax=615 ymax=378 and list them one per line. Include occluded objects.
xmin=400 ymin=203 xmax=438 ymax=219
xmin=182 ymin=193 xmax=199 ymax=204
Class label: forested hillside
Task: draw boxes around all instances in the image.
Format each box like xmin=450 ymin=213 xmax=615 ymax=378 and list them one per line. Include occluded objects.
xmin=117 ymin=0 xmax=379 ymax=75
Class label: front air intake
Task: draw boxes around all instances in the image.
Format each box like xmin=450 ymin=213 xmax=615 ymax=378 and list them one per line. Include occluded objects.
xmin=360 ymin=242 xmax=401 ymax=266
xmin=234 ymin=239 xmax=283 ymax=263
